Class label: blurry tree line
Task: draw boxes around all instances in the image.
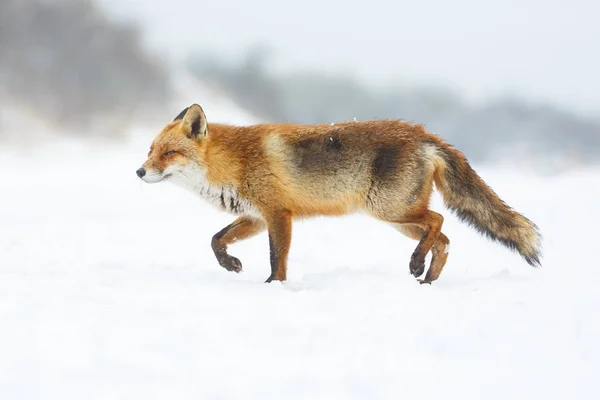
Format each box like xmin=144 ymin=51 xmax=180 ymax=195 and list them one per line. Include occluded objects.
xmin=0 ymin=0 xmax=171 ymax=136
xmin=188 ymin=47 xmax=600 ymax=169
xmin=1 ymin=0 xmax=597 ymax=170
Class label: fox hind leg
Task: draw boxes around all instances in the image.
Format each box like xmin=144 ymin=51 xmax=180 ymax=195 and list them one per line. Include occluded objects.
xmin=364 ymin=148 xmax=446 ymax=281
xmin=394 ymin=220 xmax=450 ymax=283
xmin=422 ymin=231 xmax=449 ymax=283
xmin=211 ymin=216 xmax=266 ymax=273
xmin=395 ymin=224 xmax=428 ymax=277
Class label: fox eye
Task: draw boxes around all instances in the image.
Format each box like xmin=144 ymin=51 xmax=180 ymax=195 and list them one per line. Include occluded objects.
xmin=161 ymin=150 xmax=176 ymax=158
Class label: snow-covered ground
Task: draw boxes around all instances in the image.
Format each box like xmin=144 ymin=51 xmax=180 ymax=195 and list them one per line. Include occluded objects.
xmin=1 ymin=115 xmax=599 ymax=399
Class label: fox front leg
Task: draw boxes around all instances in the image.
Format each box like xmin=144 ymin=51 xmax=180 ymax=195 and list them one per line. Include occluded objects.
xmin=264 ymin=211 xmax=293 ymax=283
xmin=211 ymin=217 xmax=266 ymax=273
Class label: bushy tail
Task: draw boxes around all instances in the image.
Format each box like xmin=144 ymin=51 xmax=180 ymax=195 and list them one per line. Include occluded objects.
xmin=430 ymin=140 xmax=542 ymax=266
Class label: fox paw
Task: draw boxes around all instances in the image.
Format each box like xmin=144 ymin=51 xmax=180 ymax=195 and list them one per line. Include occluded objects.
xmin=219 ymin=255 xmax=242 ymax=273
xmin=265 ymin=274 xmax=285 ymax=283
xmin=409 ymin=255 xmax=425 ymax=278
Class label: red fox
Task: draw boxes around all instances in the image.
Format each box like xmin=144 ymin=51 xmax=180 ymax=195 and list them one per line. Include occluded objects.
xmin=136 ymin=104 xmax=541 ymax=283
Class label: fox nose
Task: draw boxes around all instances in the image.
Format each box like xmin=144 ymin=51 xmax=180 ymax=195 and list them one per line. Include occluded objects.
xmin=136 ymin=168 xmax=146 ymax=178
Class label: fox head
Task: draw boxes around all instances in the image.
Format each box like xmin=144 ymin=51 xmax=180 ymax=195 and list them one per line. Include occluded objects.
xmin=136 ymin=104 xmax=209 ymax=184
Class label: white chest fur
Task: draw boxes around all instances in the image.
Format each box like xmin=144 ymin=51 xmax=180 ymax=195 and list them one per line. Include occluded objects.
xmin=167 ymin=163 xmax=261 ymax=218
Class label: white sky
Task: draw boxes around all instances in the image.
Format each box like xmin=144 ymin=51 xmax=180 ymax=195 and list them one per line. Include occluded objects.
xmin=98 ymin=0 xmax=599 ymax=116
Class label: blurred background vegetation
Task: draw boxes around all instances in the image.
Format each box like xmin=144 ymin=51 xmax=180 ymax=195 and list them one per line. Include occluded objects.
xmin=0 ymin=0 xmax=171 ymax=136
xmin=0 ymin=0 xmax=598 ymax=171
xmin=188 ymin=47 xmax=600 ymax=167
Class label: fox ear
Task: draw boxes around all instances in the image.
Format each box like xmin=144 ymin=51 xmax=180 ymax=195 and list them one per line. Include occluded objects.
xmin=178 ymin=104 xmax=208 ymax=139
xmin=173 ymin=106 xmax=190 ymax=121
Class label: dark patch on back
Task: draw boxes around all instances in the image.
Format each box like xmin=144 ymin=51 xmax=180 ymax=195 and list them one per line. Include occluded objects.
xmin=173 ymin=106 xmax=189 ymax=121
xmin=325 ymin=135 xmax=342 ymax=152
xmin=372 ymin=146 xmax=399 ymax=180
xmin=294 ymin=134 xmax=344 ymax=171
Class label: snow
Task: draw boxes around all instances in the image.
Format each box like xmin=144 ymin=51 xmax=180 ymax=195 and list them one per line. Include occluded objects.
xmin=1 ymin=119 xmax=599 ymax=398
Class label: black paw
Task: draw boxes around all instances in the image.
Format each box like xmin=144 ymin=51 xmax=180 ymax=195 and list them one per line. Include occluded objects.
xmin=265 ymin=274 xmax=284 ymax=283
xmin=219 ymin=255 xmax=242 ymax=273
xmin=409 ymin=255 xmax=425 ymax=278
